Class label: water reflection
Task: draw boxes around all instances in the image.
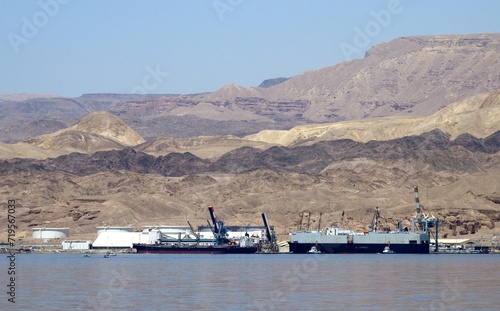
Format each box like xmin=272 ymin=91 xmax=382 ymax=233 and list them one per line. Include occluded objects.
xmin=9 ymin=254 xmax=500 ymax=311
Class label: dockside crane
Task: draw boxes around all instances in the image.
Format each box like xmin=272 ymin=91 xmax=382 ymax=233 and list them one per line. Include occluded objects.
xmin=413 ymin=186 xmax=439 ymax=252
xmin=208 ymin=205 xmax=228 ymax=245
xmin=369 ymin=207 xmax=381 ymax=232
xmin=261 ymin=212 xmax=279 ymax=253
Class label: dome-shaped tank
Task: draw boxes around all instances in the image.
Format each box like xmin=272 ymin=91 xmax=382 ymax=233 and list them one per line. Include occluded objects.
xmin=96 ymin=226 xmax=134 ymax=237
xmin=32 ymin=228 xmax=70 ymax=239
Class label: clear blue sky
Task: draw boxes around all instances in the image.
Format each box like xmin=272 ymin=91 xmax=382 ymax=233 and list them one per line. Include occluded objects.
xmin=1 ymin=0 xmax=500 ymax=97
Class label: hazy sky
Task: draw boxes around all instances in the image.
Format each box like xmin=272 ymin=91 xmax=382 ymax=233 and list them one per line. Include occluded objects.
xmin=1 ymin=0 xmax=500 ymax=97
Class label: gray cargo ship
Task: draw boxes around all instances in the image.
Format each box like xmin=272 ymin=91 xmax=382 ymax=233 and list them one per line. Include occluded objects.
xmin=289 ymin=186 xmax=439 ymax=254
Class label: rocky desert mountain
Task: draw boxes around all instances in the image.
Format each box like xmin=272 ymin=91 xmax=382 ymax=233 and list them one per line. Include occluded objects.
xmin=0 ymin=144 xmax=498 ymax=240
xmin=26 ymin=111 xmax=145 ymax=151
xmin=0 ymin=112 xmax=145 ymax=159
xmin=0 ymin=33 xmax=499 ymax=243
xmin=2 ymin=33 xmax=500 ymax=142
xmin=0 ymin=111 xmax=499 ymax=241
xmin=246 ymin=90 xmax=500 ymax=146
xmin=257 ymin=34 xmax=500 ymax=121
xmin=2 ymin=89 xmax=499 ymax=161
xmin=193 ymin=33 xmax=500 ymax=122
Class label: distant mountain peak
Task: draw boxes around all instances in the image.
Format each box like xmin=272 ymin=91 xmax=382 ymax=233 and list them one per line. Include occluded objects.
xmin=258 ymin=32 xmax=500 ymax=121
xmin=218 ymin=83 xmax=245 ymax=92
xmin=0 ymin=93 xmax=63 ymax=101
xmin=21 ymin=111 xmax=145 ymax=156
xmin=73 ymin=111 xmax=145 ymax=146
xmin=200 ymin=83 xmax=261 ymax=101
xmin=258 ymin=77 xmax=290 ymax=88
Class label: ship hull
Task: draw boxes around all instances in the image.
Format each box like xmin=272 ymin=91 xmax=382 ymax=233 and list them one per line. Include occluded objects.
xmin=134 ymin=244 xmax=258 ymax=254
xmin=289 ymin=231 xmax=431 ymax=254
xmin=289 ymin=242 xmax=429 ymax=254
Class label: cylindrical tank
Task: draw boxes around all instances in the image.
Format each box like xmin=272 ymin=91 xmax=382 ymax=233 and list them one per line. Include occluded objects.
xmin=96 ymin=227 xmax=134 ymax=237
xmin=32 ymin=228 xmax=70 ymax=239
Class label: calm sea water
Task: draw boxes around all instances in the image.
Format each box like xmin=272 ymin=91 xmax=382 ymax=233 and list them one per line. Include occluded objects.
xmin=3 ymin=253 xmax=500 ymax=311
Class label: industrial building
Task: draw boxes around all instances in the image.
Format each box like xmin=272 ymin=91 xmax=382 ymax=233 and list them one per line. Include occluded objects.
xmin=62 ymin=240 xmax=92 ymax=250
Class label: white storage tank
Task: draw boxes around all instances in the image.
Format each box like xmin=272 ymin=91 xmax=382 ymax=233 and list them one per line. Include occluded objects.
xmin=92 ymin=232 xmax=142 ymax=249
xmin=96 ymin=226 xmax=134 ymax=237
xmin=32 ymin=228 xmax=69 ymax=239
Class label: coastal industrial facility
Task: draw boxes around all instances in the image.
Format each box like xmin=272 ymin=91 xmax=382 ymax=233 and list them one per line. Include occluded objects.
xmin=29 ymin=225 xmax=266 ymax=251
xmin=91 ymin=225 xmax=266 ymax=250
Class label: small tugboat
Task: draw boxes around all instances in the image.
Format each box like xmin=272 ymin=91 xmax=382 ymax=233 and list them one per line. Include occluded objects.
xmin=307 ymin=246 xmax=322 ymax=254
xmin=382 ymin=245 xmax=394 ymax=254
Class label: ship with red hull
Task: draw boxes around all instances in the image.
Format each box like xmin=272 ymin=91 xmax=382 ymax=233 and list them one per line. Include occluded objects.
xmin=134 ymin=243 xmax=258 ymax=254
xmin=133 ymin=206 xmax=260 ymax=254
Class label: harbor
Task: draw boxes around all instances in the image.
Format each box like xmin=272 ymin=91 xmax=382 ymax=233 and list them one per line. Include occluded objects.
xmin=3 ymin=186 xmax=498 ymax=255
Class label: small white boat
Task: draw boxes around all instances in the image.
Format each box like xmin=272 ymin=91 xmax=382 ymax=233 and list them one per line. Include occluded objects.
xmin=307 ymin=246 xmax=322 ymax=254
xmin=382 ymin=246 xmax=394 ymax=254
xmin=104 ymin=251 xmax=116 ymax=257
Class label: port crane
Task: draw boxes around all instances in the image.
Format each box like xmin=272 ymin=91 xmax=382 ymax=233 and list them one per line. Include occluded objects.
xmin=208 ymin=205 xmax=229 ymax=245
xmin=260 ymin=212 xmax=279 ymax=252
xmin=413 ymin=186 xmax=439 ymax=252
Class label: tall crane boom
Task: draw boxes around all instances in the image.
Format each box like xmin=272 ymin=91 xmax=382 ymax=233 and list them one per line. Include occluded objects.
xmin=261 ymin=212 xmax=278 ymax=253
xmin=261 ymin=212 xmax=273 ymax=243
xmin=207 ymin=205 xmax=227 ymax=244
xmin=208 ymin=205 xmax=220 ymax=233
